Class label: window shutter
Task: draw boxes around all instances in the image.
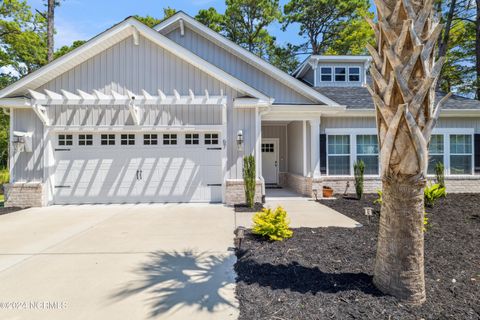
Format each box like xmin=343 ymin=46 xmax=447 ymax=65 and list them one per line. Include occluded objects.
xmin=320 ymin=134 xmax=327 ymax=174
xmin=475 ymin=134 xmax=480 ymax=173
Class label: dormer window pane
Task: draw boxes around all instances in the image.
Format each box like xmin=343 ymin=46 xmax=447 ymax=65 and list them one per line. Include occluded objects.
xmin=335 ymin=67 xmax=346 ymax=81
xmin=320 ymin=67 xmax=332 ymax=82
xmin=349 ymin=67 xmax=360 ymax=82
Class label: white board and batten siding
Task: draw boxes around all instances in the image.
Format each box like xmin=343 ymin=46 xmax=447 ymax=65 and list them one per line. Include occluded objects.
xmin=165 ymin=26 xmax=315 ymax=104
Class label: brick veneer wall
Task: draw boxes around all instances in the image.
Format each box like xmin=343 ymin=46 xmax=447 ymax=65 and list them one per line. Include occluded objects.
xmin=225 ymin=180 xmax=263 ymax=205
xmin=3 ymin=183 xmax=44 ymax=208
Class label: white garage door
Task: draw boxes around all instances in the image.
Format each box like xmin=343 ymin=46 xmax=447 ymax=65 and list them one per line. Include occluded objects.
xmin=53 ymin=133 xmax=223 ymax=204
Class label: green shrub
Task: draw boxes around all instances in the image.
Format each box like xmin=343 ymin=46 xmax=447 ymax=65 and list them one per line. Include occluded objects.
xmin=435 ymin=162 xmax=445 ymax=189
xmin=424 ymin=183 xmax=446 ymax=208
xmin=252 ymin=206 xmax=293 ymax=241
xmin=353 ymin=160 xmax=365 ymax=199
xmin=0 ymin=168 xmax=8 ymax=185
xmin=373 ymin=189 xmax=383 ymax=205
xmin=423 ymin=211 xmax=429 ymax=232
xmin=243 ymin=155 xmax=256 ymax=208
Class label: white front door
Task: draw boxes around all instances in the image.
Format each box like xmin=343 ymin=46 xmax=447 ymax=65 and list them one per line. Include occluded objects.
xmin=261 ymin=139 xmax=279 ymax=184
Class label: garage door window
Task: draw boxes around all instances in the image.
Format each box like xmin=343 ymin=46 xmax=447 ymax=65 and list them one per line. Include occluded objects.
xmin=144 ymin=134 xmax=158 ymax=145
xmin=205 ymin=133 xmax=219 ymax=145
xmin=185 ymin=133 xmax=199 ymax=145
xmin=79 ymin=134 xmax=93 ymax=146
xmin=163 ymin=134 xmax=177 ymax=145
xmin=121 ymin=134 xmax=135 ymax=145
xmin=101 ymin=134 xmax=115 ymax=145
xmin=58 ymin=134 xmax=73 ymax=146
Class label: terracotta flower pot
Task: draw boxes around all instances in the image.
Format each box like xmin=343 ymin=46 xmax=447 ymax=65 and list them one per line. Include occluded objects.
xmin=322 ymin=186 xmax=333 ymax=198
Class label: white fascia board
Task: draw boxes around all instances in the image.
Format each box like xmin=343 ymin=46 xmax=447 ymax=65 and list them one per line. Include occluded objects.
xmin=0 ymin=97 xmax=31 ymax=108
xmin=310 ymin=55 xmax=372 ymax=63
xmin=0 ymin=17 xmax=270 ymax=102
xmin=233 ymin=97 xmax=273 ymax=108
xmin=155 ymin=13 xmax=340 ymax=106
xmin=270 ymin=104 xmax=346 ymax=113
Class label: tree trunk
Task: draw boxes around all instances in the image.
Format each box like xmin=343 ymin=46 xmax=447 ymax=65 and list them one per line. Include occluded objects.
xmin=436 ymin=0 xmax=457 ymax=90
xmin=476 ymin=0 xmax=480 ymax=100
xmin=47 ymin=0 xmax=55 ymax=62
xmin=374 ymin=178 xmax=426 ymax=303
xmin=366 ymin=0 xmax=451 ymax=304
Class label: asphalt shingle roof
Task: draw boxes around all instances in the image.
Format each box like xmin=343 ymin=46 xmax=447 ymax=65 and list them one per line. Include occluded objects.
xmin=315 ymin=86 xmax=480 ymax=110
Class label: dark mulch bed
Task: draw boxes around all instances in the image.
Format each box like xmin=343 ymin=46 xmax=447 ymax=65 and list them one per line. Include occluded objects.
xmin=235 ymin=194 xmax=480 ymax=320
xmin=234 ymin=202 xmax=264 ymax=212
xmin=0 ymin=206 xmax=22 ymax=215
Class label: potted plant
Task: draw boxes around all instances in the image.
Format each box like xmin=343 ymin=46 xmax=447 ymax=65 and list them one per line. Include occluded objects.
xmin=322 ymin=186 xmax=333 ymax=198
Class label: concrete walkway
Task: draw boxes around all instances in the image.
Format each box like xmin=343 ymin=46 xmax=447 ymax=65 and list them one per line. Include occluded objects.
xmin=235 ymin=188 xmax=360 ymax=229
xmin=0 ymin=204 xmax=238 ymax=320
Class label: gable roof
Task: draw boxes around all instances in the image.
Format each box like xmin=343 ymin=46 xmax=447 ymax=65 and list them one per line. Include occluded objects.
xmin=154 ymin=12 xmax=340 ymax=106
xmin=0 ymin=17 xmax=270 ymax=102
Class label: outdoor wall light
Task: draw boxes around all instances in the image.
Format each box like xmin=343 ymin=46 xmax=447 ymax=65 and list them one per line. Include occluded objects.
xmin=236 ymin=130 xmax=244 ymax=150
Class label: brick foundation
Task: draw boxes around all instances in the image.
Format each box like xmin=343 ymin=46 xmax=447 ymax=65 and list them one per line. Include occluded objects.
xmin=225 ymin=180 xmax=263 ymax=205
xmin=3 ymin=182 xmax=44 ymax=208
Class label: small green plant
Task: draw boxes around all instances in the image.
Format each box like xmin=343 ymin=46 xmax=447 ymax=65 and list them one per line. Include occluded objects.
xmin=424 ymin=183 xmax=446 ymax=208
xmin=252 ymin=206 xmax=293 ymax=241
xmin=434 ymin=162 xmax=445 ymax=189
xmin=353 ymin=160 xmax=365 ymax=200
xmin=373 ymin=189 xmax=383 ymax=205
xmin=423 ymin=211 xmax=429 ymax=232
xmin=0 ymin=168 xmax=9 ymax=185
xmin=243 ymin=155 xmax=256 ymax=208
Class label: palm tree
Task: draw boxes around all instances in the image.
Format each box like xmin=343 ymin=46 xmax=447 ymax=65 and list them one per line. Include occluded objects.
xmin=366 ymin=0 xmax=451 ymax=304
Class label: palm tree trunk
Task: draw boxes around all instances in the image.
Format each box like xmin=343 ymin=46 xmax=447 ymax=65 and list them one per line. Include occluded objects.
xmin=374 ymin=178 xmax=426 ymax=303
xmin=366 ymin=0 xmax=451 ymax=304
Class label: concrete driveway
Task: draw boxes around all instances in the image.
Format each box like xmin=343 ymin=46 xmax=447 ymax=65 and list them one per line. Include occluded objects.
xmin=0 ymin=198 xmax=358 ymax=320
xmin=0 ymin=204 xmax=238 ymax=320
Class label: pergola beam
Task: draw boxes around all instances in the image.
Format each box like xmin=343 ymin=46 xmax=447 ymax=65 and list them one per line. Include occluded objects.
xmin=27 ymin=89 xmax=227 ymax=106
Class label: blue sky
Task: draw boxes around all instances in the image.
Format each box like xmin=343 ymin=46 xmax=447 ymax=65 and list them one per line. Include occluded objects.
xmin=26 ymin=0 xmax=303 ymax=49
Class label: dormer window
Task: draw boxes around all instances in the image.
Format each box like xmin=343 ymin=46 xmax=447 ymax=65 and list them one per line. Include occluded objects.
xmin=320 ymin=67 xmax=332 ymax=82
xmin=349 ymin=67 xmax=360 ymax=82
xmin=335 ymin=67 xmax=346 ymax=81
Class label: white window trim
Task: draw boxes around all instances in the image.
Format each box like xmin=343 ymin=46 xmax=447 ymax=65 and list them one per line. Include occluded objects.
xmin=325 ymin=128 xmax=379 ymax=177
xmin=431 ymin=128 xmax=475 ymax=176
xmin=334 ymin=67 xmax=347 ymax=83
xmin=319 ymin=66 xmax=333 ymax=83
xmin=348 ymin=67 xmax=361 ymax=82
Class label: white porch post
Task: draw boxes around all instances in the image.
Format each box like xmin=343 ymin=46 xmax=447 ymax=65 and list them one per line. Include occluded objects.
xmin=302 ymin=120 xmax=307 ymax=176
xmin=309 ymin=118 xmax=321 ymax=178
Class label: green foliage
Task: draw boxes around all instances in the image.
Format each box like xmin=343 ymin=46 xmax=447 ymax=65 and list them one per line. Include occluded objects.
xmin=243 ymin=155 xmax=256 ymax=208
xmin=0 ymin=0 xmax=48 ymax=76
xmin=282 ymin=0 xmax=371 ymax=54
xmin=195 ymin=0 xmax=298 ymax=73
xmin=434 ymin=162 xmax=445 ymax=189
xmin=423 ymin=211 xmax=429 ymax=233
xmin=134 ymin=8 xmax=177 ymax=28
xmin=0 ymin=168 xmax=9 ymax=184
xmin=252 ymin=206 xmax=293 ymax=241
xmin=0 ymin=109 xmax=9 ymax=169
xmin=424 ymin=183 xmax=446 ymax=208
xmin=353 ymin=160 xmax=364 ymax=200
xmin=53 ymin=40 xmax=86 ymax=59
xmin=373 ymin=189 xmax=382 ymax=205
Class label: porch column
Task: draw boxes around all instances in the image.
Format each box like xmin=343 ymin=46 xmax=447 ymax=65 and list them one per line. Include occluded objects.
xmin=309 ymin=118 xmax=321 ymax=178
xmin=302 ymin=120 xmax=307 ymax=176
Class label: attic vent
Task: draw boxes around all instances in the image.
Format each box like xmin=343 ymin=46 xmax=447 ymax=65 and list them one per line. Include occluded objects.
xmin=180 ymin=19 xmax=185 ymax=36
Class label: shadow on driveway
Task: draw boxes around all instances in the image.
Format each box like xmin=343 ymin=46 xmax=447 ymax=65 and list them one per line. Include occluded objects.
xmin=110 ymin=250 xmax=236 ymax=318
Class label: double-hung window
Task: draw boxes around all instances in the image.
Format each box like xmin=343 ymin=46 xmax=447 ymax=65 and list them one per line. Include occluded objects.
xmin=428 ymin=135 xmax=444 ymax=174
xmin=450 ymin=134 xmax=473 ymax=174
xmin=349 ymin=67 xmax=360 ymax=82
xmin=320 ymin=67 xmax=332 ymax=82
xmin=334 ymin=67 xmax=346 ymax=82
xmin=356 ymin=135 xmax=379 ymax=175
xmin=328 ymin=135 xmax=350 ymax=175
